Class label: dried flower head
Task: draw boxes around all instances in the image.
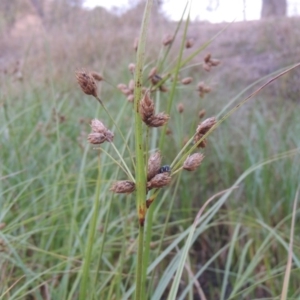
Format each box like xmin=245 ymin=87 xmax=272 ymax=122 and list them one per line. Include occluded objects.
xmin=194 ymin=117 xmax=216 ymax=148
xmin=76 ymin=70 xmax=98 ymax=97
xmin=117 ymin=83 xmax=132 ymax=96
xmin=151 ymin=74 xmax=162 ymax=85
xmin=183 ymin=153 xmax=204 ymax=171
xmin=128 ymin=63 xmax=135 ymax=74
xmin=177 ymin=103 xmax=184 ymax=113
xmin=147 ymin=173 xmax=171 ymax=190
xmin=185 ymin=38 xmax=194 ymax=48
xmin=88 ymin=119 xmax=114 ymax=144
xmin=147 ymin=151 xmax=162 ymax=180
xmin=197 ymin=117 xmax=217 ymax=135
xmin=198 ymin=109 xmax=206 ymax=119
xmin=162 ymin=34 xmax=173 ymax=46
xmin=203 ymin=53 xmax=220 ymax=72
xmin=181 ymin=77 xmax=193 ymax=85
xmin=147 ymin=113 xmax=169 ymax=127
xmin=148 ymin=67 xmax=157 ymax=79
xmin=128 ymin=79 xmax=135 ymax=92
xmin=90 ymin=72 xmax=103 ymax=81
xmin=197 ymin=82 xmax=211 ymax=98
xmin=139 ymin=93 xmax=155 ymax=123
xmin=127 ymin=94 xmax=134 ymax=102
xmin=110 ymin=180 xmax=135 ymax=194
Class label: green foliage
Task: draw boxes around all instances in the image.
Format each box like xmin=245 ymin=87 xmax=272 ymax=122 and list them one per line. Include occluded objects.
xmin=1 ymin=3 xmax=300 ymax=300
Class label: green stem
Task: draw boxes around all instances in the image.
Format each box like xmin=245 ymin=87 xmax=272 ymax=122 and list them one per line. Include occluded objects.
xmin=95 ymin=96 xmax=136 ymax=170
xmin=79 ymin=155 xmax=101 ymax=300
xmin=134 ymin=1 xmax=153 ymax=299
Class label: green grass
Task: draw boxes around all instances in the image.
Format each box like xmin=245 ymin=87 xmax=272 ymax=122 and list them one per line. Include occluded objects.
xmin=1 ymin=4 xmax=300 ymax=299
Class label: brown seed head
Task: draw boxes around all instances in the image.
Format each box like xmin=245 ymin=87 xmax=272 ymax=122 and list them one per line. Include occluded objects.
xmin=90 ymin=119 xmax=106 ymax=133
xmin=87 ymin=132 xmax=107 ymax=144
xmin=177 ymin=103 xmax=184 ymax=113
xmin=151 ymin=74 xmax=162 ymax=85
xmin=147 ymin=151 xmax=162 ymax=181
xmin=140 ymin=93 xmax=155 ymax=123
xmin=0 ymin=223 xmax=6 ymax=230
xmin=90 ymin=72 xmax=103 ymax=81
xmin=210 ymin=59 xmax=221 ymax=66
xmin=204 ymin=53 xmax=211 ymax=63
xmin=110 ymin=180 xmax=135 ymax=194
xmin=203 ymin=63 xmax=211 ymax=72
xmin=127 ymin=94 xmax=134 ymax=102
xmin=185 ymin=38 xmax=194 ymax=48
xmin=193 ymin=133 xmax=207 ymax=148
xmin=197 ymin=117 xmax=217 ymax=135
xmin=76 ymin=70 xmax=98 ymax=97
xmin=147 ymin=173 xmax=171 ymax=190
xmin=117 ymin=84 xmax=132 ymax=96
xmin=162 ymin=34 xmax=173 ymax=46
xmin=128 ymin=63 xmax=135 ymax=74
xmin=159 ymin=85 xmax=168 ymax=93
xmin=147 ymin=113 xmax=169 ymax=127
xmin=181 ymin=77 xmax=193 ymax=85
xmin=198 ymin=109 xmax=206 ymax=119
xmin=128 ymin=79 xmax=135 ymax=92
xmin=133 ymin=37 xmax=139 ymax=51
xmin=148 ymin=67 xmax=157 ymax=79
xmin=88 ymin=119 xmax=114 ymax=144
xmin=183 ymin=153 xmax=205 ymax=171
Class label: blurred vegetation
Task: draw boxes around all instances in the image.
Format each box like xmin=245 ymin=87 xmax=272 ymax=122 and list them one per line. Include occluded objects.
xmin=0 ymin=1 xmax=300 ymax=299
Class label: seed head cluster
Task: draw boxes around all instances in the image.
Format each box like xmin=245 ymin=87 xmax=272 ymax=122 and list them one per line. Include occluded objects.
xmin=76 ymin=70 xmax=98 ymax=98
xmin=194 ymin=117 xmax=217 ymax=148
xmin=88 ymin=119 xmax=114 ymax=145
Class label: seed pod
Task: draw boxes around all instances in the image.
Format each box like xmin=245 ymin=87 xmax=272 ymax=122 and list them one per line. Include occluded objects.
xmin=148 ymin=67 xmax=157 ymax=79
xmin=177 ymin=103 xmax=184 ymax=113
xmin=185 ymin=38 xmax=194 ymax=48
xmin=181 ymin=77 xmax=193 ymax=85
xmin=147 ymin=173 xmax=171 ymax=190
xmin=127 ymin=94 xmax=134 ymax=102
xmin=183 ymin=153 xmax=204 ymax=171
xmin=128 ymin=63 xmax=135 ymax=74
xmin=90 ymin=119 xmax=107 ymax=133
xmin=76 ymin=70 xmax=98 ymax=98
xmin=162 ymin=34 xmax=173 ymax=46
xmin=196 ymin=117 xmax=216 ymax=135
xmin=139 ymin=93 xmax=155 ymax=123
xmin=147 ymin=151 xmax=162 ymax=180
xmin=147 ymin=113 xmax=169 ymax=127
xmin=198 ymin=109 xmax=206 ymax=119
xmin=110 ymin=180 xmax=135 ymax=194
xmin=90 ymin=72 xmax=103 ymax=81
xmin=87 ymin=132 xmax=107 ymax=145
xmin=128 ymin=79 xmax=135 ymax=92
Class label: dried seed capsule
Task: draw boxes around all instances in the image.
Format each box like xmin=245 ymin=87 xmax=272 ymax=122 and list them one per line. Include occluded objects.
xmin=147 ymin=151 xmax=162 ymax=180
xmin=177 ymin=103 xmax=184 ymax=113
xmin=90 ymin=72 xmax=103 ymax=81
xmin=147 ymin=173 xmax=171 ymax=190
xmin=183 ymin=153 xmax=204 ymax=171
xmin=110 ymin=181 xmax=135 ymax=194
xmin=181 ymin=77 xmax=193 ymax=85
xmin=162 ymin=34 xmax=173 ymax=46
xmin=76 ymin=70 xmax=98 ymax=98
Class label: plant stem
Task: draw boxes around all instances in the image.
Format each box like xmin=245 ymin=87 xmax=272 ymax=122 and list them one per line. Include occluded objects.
xmin=79 ymin=155 xmax=101 ymax=300
xmin=134 ymin=0 xmax=153 ymax=299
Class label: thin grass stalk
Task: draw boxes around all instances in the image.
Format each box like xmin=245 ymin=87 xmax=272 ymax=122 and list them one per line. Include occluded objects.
xmin=79 ymin=155 xmax=102 ymax=300
xmin=133 ymin=0 xmax=153 ymax=299
xmin=281 ymin=189 xmax=298 ymax=300
xmin=95 ymin=96 xmax=136 ymax=170
xmin=159 ymin=7 xmax=190 ymax=150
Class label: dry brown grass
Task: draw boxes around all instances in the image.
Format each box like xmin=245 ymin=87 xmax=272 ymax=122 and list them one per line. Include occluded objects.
xmin=1 ymin=3 xmax=300 ymax=100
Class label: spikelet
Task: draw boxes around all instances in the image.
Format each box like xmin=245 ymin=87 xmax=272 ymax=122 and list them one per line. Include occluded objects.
xmin=147 ymin=173 xmax=171 ymax=190
xmin=90 ymin=72 xmax=103 ymax=81
xmin=128 ymin=63 xmax=135 ymax=74
xmin=183 ymin=153 xmax=204 ymax=171
xmin=162 ymin=34 xmax=173 ymax=46
xmin=139 ymin=93 xmax=155 ymax=123
xmin=147 ymin=151 xmax=162 ymax=180
xmin=110 ymin=181 xmax=135 ymax=194
xmin=147 ymin=113 xmax=169 ymax=127
xmin=76 ymin=70 xmax=98 ymax=97
xmin=181 ymin=77 xmax=193 ymax=85
xmin=88 ymin=119 xmax=114 ymax=144
xmin=185 ymin=38 xmax=194 ymax=48
xmin=177 ymin=103 xmax=184 ymax=113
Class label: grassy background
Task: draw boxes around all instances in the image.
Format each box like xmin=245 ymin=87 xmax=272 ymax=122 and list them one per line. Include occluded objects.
xmin=1 ymin=2 xmax=300 ymax=299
